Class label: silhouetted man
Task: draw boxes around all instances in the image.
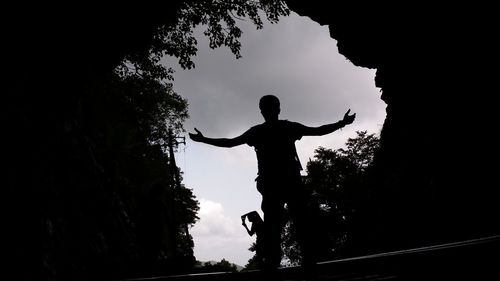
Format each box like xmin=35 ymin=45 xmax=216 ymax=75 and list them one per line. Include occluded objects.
xmin=242 ymin=211 xmax=265 ymax=268
xmin=189 ymin=95 xmax=355 ymax=280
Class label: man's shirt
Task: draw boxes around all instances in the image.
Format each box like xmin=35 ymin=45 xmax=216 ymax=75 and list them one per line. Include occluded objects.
xmin=242 ymin=120 xmax=305 ymax=178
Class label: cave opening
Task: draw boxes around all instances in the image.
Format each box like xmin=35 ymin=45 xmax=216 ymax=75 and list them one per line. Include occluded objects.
xmin=165 ymin=10 xmax=386 ymax=267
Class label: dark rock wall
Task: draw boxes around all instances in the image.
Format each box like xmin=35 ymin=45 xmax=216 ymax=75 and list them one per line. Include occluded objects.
xmin=287 ymin=1 xmax=500 ymax=253
xmin=4 ymin=3 xmax=185 ymax=280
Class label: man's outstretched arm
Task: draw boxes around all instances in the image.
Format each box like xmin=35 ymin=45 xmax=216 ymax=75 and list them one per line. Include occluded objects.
xmin=189 ymin=128 xmax=247 ymax=147
xmin=302 ymin=109 xmax=356 ymax=136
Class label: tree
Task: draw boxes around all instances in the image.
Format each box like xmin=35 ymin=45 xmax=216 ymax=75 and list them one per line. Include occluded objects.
xmin=114 ymin=0 xmax=290 ymax=85
xmin=243 ymin=242 xmax=261 ymax=270
xmin=281 ymin=131 xmax=380 ymax=265
xmin=79 ymin=63 xmax=199 ymax=277
xmin=5 ymin=1 xmax=291 ymax=280
xmin=195 ymin=259 xmax=239 ymax=273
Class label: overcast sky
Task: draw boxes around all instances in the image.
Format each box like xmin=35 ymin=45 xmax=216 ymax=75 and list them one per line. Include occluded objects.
xmin=165 ymin=12 xmax=386 ymax=267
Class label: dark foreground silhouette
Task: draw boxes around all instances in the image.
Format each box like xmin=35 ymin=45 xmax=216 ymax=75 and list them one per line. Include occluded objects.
xmin=121 ymin=234 xmax=500 ymax=281
xmin=189 ymin=95 xmax=355 ymax=280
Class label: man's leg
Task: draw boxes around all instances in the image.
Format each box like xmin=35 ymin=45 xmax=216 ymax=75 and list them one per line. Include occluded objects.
xmin=288 ymin=193 xmax=319 ymax=280
xmin=261 ymin=194 xmax=285 ymax=275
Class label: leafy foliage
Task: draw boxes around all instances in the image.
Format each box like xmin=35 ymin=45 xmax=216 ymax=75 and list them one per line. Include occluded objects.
xmin=281 ymin=218 xmax=302 ymax=267
xmin=242 ymin=242 xmax=261 ymax=270
xmin=79 ymin=68 xmax=199 ymax=276
xmin=120 ymin=0 xmax=290 ymax=73
xmin=195 ymin=259 xmax=239 ymax=273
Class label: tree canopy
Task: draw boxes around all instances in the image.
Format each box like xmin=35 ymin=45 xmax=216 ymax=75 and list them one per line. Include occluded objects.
xmin=280 ymin=131 xmax=380 ymax=265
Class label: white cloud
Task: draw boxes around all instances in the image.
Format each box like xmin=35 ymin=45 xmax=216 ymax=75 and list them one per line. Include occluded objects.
xmin=192 ymin=199 xmax=237 ymax=236
xmin=191 ymin=198 xmax=254 ymax=266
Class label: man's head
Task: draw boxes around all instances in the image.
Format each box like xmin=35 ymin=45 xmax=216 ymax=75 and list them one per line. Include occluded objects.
xmin=259 ymin=95 xmax=280 ymax=122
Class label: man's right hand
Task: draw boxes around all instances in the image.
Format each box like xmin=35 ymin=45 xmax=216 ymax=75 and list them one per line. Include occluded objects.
xmin=189 ymin=128 xmax=205 ymax=142
xmin=342 ymin=109 xmax=356 ymax=125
